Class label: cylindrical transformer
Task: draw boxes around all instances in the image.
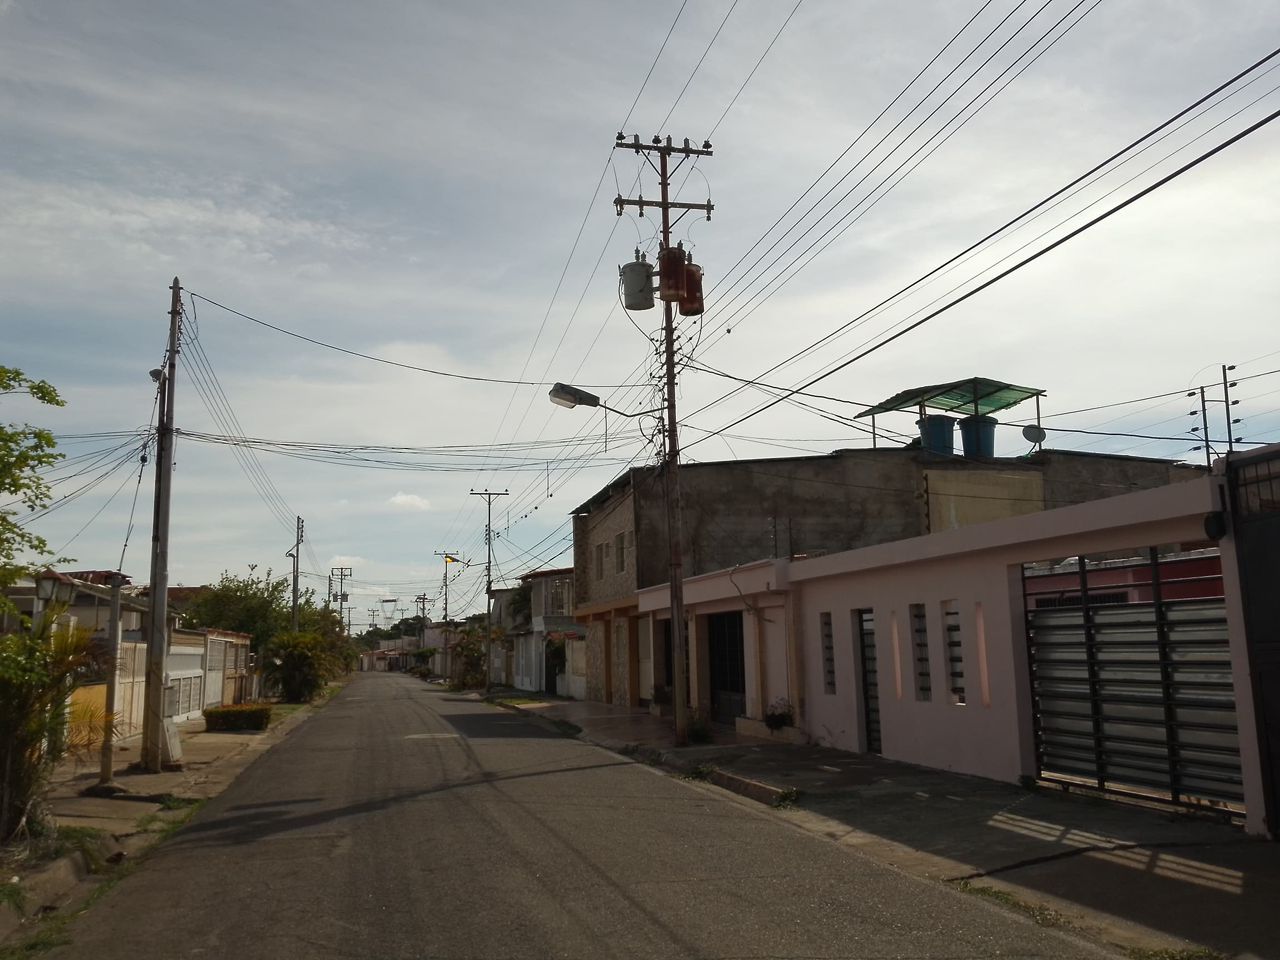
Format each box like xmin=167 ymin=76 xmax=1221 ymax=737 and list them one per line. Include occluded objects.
xmin=620 ymin=253 xmax=655 ymax=311
xmin=679 ymin=256 xmax=704 ymax=316
xmin=658 ymin=244 xmax=687 ymax=302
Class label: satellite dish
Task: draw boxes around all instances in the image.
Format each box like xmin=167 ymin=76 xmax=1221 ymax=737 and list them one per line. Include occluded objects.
xmin=1022 ymin=425 xmax=1047 ymax=444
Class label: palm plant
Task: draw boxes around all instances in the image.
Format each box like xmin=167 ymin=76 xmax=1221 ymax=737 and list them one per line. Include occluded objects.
xmin=0 ymin=612 xmax=97 ymax=844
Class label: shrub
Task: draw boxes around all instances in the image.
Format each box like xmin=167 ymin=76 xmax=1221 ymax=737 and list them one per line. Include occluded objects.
xmin=263 ymin=632 xmax=332 ymax=703
xmin=764 ymin=697 xmax=794 ymax=731
xmin=203 ymin=703 xmax=272 ymax=731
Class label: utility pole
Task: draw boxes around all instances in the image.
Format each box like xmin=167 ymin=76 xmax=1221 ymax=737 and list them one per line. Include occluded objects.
xmin=433 ymin=552 xmax=463 ymax=625
xmin=613 ymin=134 xmax=713 ymax=744
xmin=330 ymin=566 xmax=352 ymax=635
xmin=143 ymin=277 xmax=183 ymax=772
xmin=470 ymin=490 xmax=508 ymax=688
xmin=289 ymin=516 xmax=304 ymax=633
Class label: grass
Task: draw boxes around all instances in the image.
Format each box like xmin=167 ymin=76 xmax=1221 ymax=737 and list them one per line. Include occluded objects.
xmin=269 ymin=702 xmax=307 ymax=724
xmin=953 ymin=880 xmax=1067 ymax=928
xmin=1125 ymin=949 xmax=1227 ymax=960
xmin=681 ymin=764 xmax=713 ymax=782
xmin=772 ymin=787 xmax=800 ymax=808
xmin=0 ymin=882 xmax=24 ymax=914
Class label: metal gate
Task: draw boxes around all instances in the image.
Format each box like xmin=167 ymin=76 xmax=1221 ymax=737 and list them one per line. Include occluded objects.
xmin=855 ymin=609 xmax=881 ymax=754
xmin=1024 ymin=547 xmax=1243 ymax=810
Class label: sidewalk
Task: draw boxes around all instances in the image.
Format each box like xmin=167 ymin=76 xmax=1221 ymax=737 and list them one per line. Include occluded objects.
xmin=1 ymin=705 xmax=317 ymax=944
xmin=497 ymin=694 xmax=1280 ymax=960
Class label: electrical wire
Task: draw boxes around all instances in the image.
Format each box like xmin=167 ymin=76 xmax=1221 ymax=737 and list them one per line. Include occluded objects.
xmin=684 ymin=105 xmax=1280 ymax=453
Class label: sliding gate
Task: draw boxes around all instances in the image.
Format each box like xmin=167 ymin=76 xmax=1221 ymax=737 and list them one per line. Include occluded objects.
xmin=1023 ymin=548 xmax=1243 ymax=810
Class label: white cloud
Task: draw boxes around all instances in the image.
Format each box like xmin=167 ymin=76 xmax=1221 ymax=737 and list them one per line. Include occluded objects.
xmin=388 ymin=492 xmax=431 ymax=512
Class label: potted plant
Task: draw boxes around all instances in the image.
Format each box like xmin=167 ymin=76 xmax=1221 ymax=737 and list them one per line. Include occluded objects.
xmin=763 ymin=697 xmax=794 ymax=731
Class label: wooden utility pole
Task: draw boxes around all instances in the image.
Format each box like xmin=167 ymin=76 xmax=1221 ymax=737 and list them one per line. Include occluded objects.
xmin=613 ymin=134 xmax=713 ymax=744
xmin=143 ymin=278 xmax=182 ymax=772
xmin=330 ymin=566 xmax=352 ymax=635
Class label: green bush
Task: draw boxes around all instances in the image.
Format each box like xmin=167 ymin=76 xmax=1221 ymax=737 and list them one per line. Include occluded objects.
xmin=203 ymin=703 xmax=272 ymax=731
xmin=263 ymin=632 xmax=332 ymax=702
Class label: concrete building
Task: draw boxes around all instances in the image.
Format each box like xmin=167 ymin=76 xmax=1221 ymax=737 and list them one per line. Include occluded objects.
xmin=637 ymin=460 xmax=1275 ymax=836
xmin=572 ymin=445 xmax=1201 ymax=709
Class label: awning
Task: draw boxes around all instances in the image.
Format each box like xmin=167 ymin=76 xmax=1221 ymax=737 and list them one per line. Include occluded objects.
xmin=857 ymin=377 xmax=1043 ymax=419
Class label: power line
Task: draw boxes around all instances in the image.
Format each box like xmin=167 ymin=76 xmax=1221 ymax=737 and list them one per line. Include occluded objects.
xmin=685 ymin=105 xmax=1280 ymax=452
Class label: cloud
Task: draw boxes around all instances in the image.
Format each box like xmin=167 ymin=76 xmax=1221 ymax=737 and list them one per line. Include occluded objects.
xmin=388 ymin=492 xmax=431 ymax=512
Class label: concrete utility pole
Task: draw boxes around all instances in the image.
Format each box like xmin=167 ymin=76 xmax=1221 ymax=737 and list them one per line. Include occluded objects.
xmin=143 ymin=277 xmax=183 ymax=772
xmin=470 ymin=490 xmax=508 ymax=687
xmin=289 ymin=516 xmax=304 ymax=633
xmin=433 ymin=552 xmax=462 ymax=625
xmin=613 ymin=134 xmax=713 ymax=744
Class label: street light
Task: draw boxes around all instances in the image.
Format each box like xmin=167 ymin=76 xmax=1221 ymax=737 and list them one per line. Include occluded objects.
xmin=547 ymin=383 xmax=661 ymax=418
xmin=34 ymin=570 xmax=77 ymax=631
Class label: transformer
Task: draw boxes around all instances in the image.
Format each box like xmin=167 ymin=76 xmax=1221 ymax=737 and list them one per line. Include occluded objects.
xmin=619 ymin=249 xmax=655 ymax=311
xmin=658 ymin=242 xmax=687 ymax=303
xmin=679 ymin=252 xmax=704 ymax=316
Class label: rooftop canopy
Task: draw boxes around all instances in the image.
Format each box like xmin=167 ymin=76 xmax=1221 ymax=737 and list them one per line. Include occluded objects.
xmin=856 ymin=376 xmax=1044 ymax=419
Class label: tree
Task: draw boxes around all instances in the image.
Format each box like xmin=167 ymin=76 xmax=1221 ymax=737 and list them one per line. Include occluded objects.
xmin=1 ymin=368 xmax=65 ymax=608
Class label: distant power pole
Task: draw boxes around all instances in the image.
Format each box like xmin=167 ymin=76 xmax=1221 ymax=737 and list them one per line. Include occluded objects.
xmin=289 ymin=516 xmax=304 ymax=633
xmin=613 ymin=134 xmax=714 ymax=744
xmin=433 ymin=552 xmax=463 ymax=624
xmin=143 ymin=277 xmax=183 ymax=773
xmin=471 ymin=490 xmax=508 ymax=691
xmin=331 ymin=566 xmax=352 ymax=634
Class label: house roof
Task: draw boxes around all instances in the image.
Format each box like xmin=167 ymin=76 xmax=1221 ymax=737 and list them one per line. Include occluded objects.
xmin=857 ymin=377 xmax=1044 ymax=419
xmin=519 ymin=566 xmax=573 ymax=581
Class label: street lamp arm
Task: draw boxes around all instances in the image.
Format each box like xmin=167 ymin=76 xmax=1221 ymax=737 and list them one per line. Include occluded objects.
xmin=549 ymin=382 xmax=660 ymax=417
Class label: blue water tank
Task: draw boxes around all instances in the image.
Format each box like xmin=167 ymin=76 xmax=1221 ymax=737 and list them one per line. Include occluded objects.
xmin=959 ymin=415 xmax=997 ymax=458
xmin=917 ymin=414 xmax=956 ymax=455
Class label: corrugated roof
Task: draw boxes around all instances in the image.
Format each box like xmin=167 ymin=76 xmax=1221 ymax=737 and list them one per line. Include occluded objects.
xmin=857 ymin=377 xmax=1043 ymax=419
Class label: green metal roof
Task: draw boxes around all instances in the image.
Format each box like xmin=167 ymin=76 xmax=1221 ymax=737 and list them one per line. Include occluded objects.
xmin=856 ymin=377 xmax=1043 ymax=419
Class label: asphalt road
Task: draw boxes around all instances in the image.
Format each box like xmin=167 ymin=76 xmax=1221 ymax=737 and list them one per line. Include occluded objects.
xmin=43 ymin=674 xmax=1116 ymax=959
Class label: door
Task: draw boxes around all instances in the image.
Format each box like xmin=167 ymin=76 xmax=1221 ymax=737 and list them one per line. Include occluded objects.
xmin=855 ymin=609 xmax=881 ymax=754
xmin=707 ymin=612 xmax=746 ymax=725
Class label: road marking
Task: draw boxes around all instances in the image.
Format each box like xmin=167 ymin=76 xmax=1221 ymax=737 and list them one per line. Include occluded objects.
xmin=404 ymin=733 xmax=460 ymax=739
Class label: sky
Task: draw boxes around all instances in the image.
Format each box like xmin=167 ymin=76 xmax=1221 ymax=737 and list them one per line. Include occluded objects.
xmin=3 ymin=0 xmax=1278 ymax=629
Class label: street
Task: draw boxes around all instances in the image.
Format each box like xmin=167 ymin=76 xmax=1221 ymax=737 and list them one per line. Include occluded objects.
xmin=44 ymin=674 xmax=1114 ymax=959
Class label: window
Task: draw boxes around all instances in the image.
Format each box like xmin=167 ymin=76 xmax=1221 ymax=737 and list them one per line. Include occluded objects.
xmin=547 ymin=577 xmax=568 ymax=616
xmin=594 ymin=543 xmax=604 ymax=580
xmin=615 ymin=532 xmax=627 ymax=573
xmin=820 ymin=612 xmax=836 ymax=694
xmin=910 ymin=603 xmax=931 ymax=701
xmin=941 ymin=600 xmax=965 ymax=705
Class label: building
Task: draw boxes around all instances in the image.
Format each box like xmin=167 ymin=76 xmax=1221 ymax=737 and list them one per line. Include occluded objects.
xmin=631 ymin=444 xmax=1280 ymax=838
xmin=572 ymin=440 xmax=1200 ymax=710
